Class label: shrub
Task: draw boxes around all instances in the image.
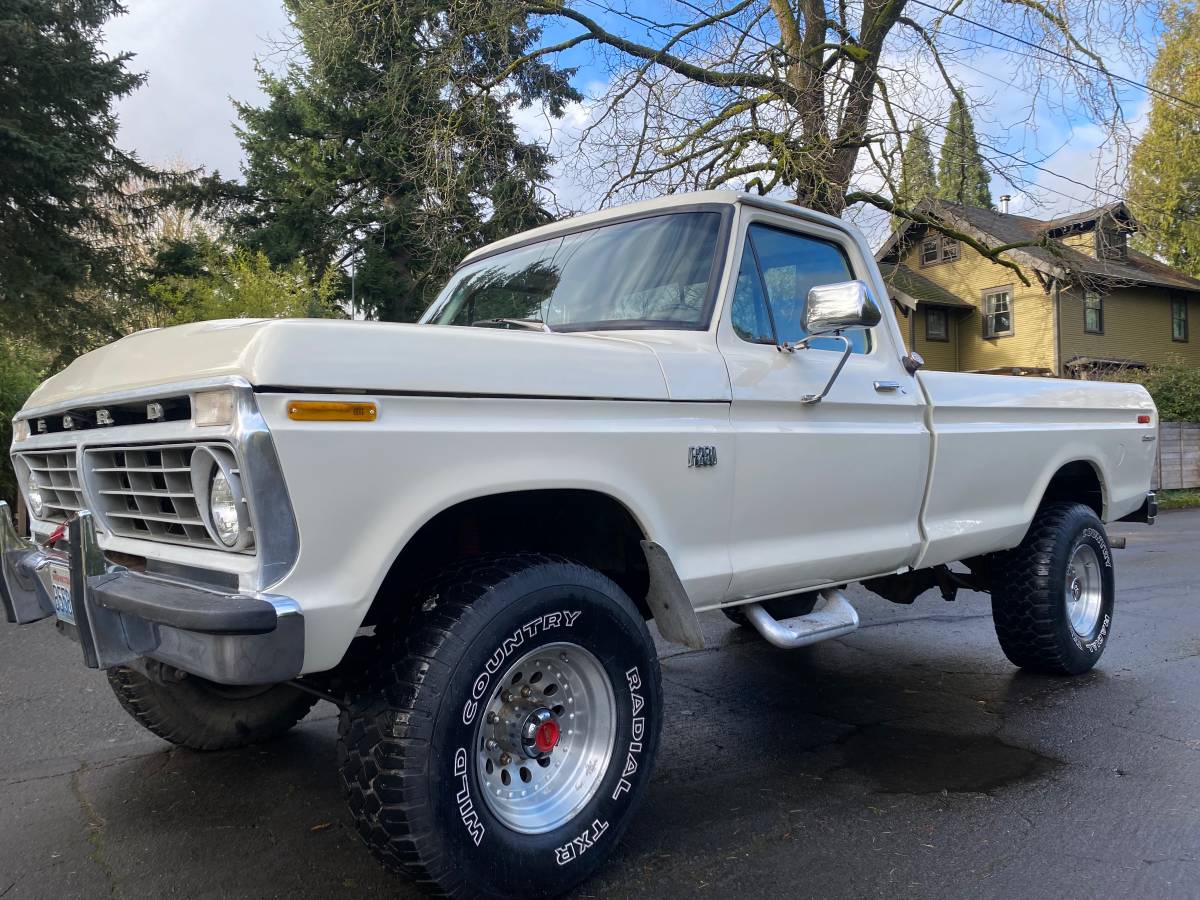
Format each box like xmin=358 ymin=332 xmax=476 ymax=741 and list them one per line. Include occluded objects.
xmin=0 ymin=344 xmax=47 ymax=507
xmin=1101 ymin=360 xmax=1200 ymax=422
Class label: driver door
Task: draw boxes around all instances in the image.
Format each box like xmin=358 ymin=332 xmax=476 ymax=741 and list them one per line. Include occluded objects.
xmin=717 ymin=214 xmax=930 ymax=601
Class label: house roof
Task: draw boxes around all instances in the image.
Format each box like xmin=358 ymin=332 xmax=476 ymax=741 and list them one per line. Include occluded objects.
xmin=877 ymin=200 xmax=1200 ymax=295
xmin=1041 ymin=201 xmax=1135 ymax=236
xmin=878 ymin=262 xmax=974 ymax=310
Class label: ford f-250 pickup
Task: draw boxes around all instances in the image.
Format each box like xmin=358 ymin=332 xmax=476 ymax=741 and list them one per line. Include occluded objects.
xmin=2 ymin=191 xmax=1157 ymax=898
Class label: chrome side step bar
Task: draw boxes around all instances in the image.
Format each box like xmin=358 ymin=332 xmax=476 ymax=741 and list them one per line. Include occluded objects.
xmin=744 ymin=588 xmax=860 ymax=649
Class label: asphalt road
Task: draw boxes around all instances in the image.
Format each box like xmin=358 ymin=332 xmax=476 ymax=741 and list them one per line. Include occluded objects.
xmin=3 ymin=511 xmax=1199 ymax=899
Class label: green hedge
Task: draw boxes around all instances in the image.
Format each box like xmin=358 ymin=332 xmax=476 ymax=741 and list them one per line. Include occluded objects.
xmin=0 ymin=344 xmax=46 ymax=507
xmin=1100 ymin=361 xmax=1200 ymax=422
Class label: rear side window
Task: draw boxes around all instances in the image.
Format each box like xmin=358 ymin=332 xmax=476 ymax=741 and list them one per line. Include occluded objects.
xmin=743 ymin=224 xmax=870 ymax=353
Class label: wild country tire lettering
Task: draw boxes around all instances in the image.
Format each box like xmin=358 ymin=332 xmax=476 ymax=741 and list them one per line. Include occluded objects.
xmin=454 ymin=747 xmax=485 ymax=846
xmin=612 ymin=666 xmax=645 ymax=801
xmin=462 ymin=610 xmax=582 ymax=725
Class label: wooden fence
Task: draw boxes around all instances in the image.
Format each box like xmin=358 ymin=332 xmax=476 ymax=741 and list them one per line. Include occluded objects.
xmin=1153 ymin=422 xmax=1200 ymax=491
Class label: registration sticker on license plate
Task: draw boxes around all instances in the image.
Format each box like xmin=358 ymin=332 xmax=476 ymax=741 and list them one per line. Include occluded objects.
xmin=50 ymin=563 xmax=74 ymax=624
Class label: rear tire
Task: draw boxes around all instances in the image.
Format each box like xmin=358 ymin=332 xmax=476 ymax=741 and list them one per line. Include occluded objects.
xmin=107 ymin=666 xmax=317 ymax=751
xmin=337 ymin=553 xmax=662 ymax=898
xmin=990 ymin=502 xmax=1115 ymax=675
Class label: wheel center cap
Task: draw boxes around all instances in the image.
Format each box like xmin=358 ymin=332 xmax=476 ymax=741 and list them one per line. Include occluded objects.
xmin=534 ymin=719 xmax=560 ymax=753
xmin=519 ymin=707 xmax=560 ymax=758
xmin=1071 ymin=578 xmax=1082 ymax=601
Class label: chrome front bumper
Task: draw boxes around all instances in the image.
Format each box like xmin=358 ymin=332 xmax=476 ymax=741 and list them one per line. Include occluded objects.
xmin=0 ymin=502 xmax=304 ymax=685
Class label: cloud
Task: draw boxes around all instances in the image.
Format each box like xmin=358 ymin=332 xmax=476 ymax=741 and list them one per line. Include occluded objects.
xmin=102 ymin=0 xmax=293 ymax=176
xmin=509 ymin=80 xmax=611 ymax=215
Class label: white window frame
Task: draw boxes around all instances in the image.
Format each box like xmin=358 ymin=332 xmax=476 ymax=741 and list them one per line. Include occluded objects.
xmin=941 ymin=239 xmax=961 ymax=262
xmin=983 ymin=287 xmax=1014 ymax=338
xmin=920 ymin=238 xmax=939 ymax=266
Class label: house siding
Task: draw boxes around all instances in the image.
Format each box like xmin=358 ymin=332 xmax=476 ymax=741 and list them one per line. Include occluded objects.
xmin=1061 ymin=232 xmax=1096 ymax=257
xmin=1059 ymin=286 xmax=1200 ymax=367
xmin=900 ymin=306 xmax=959 ymax=370
xmin=900 ymin=240 xmax=1057 ymax=372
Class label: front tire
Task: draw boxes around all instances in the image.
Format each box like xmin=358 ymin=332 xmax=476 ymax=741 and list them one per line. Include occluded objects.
xmin=338 ymin=554 xmax=662 ymax=898
xmin=991 ymin=502 xmax=1115 ymax=675
xmin=107 ymin=666 xmax=318 ymax=751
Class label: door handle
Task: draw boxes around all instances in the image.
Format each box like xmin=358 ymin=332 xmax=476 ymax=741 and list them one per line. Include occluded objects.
xmin=873 ymin=381 xmax=902 ymax=393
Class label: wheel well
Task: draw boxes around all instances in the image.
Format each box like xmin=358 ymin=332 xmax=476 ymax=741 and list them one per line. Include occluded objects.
xmin=1041 ymin=461 xmax=1104 ymax=518
xmin=364 ymin=490 xmax=652 ymax=627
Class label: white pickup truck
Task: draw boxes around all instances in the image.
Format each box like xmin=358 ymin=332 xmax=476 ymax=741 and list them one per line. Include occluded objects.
xmin=3 ymin=191 xmax=1157 ymax=898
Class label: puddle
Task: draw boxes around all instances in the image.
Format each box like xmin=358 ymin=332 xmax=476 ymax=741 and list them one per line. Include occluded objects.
xmin=833 ymin=725 xmax=1061 ymax=794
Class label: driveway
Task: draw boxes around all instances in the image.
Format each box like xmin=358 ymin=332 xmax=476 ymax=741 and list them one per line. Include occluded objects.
xmin=2 ymin=511 xmax=1198 ymax=899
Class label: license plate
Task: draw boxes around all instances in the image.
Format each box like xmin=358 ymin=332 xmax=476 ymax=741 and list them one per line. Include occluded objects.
xmin=50 ymin=563 xmax=74 ymax=624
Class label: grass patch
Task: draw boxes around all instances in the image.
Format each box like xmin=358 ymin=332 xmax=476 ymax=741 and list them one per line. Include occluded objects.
xmin=1158 ymin=489 xmax=1200 ymax=510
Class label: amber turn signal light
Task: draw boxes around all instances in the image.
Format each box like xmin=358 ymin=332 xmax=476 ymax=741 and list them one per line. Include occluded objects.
xmin=287 ymin=400 xmax=378 ymax=422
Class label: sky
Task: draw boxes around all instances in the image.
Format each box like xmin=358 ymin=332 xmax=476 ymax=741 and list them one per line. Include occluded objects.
xmin=102 ymin=0 xmax=293 ymax=177
xmin=101 ymin=1 xmax=1158 ymax=242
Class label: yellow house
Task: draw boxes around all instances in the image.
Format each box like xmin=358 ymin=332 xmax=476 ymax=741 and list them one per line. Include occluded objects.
xmin=876 ymin=200 xmax=1200 ymax=376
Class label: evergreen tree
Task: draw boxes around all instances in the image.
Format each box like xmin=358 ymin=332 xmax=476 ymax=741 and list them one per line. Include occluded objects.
xmin=0 ymin=0 xmax=153 ymax=351
xmin=894 ymin=123 xmax=937 ymax=226
xmin=937 ymin=96 xmax=993 ymax=209
xmin=208 ymin=0 xmax=580 ymax=322
xmin=1129 ymin=0 xmax=1200 ymax=277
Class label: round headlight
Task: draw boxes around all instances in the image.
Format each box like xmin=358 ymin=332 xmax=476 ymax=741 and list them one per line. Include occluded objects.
xmin=26 ymin=474 xmax=45 ymax=519
xmin=208 ymin=469 xmax=241 ymax=547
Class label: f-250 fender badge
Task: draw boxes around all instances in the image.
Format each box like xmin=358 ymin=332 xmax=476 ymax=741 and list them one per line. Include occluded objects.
xmin=688 ymin=446 xmax=718 ymax=468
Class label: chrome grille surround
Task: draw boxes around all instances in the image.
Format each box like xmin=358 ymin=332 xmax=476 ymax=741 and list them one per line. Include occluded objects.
xmin=10 ymin=376 xmax=298 ymax=591
xmin=13 ymin=449 xmax=85 ymax=521
xmin=83 ymin=443 xmax=249 ymax=551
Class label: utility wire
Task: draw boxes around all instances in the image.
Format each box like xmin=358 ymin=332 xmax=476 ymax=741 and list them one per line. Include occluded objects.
xmin=908 ymin=0 xmax=1200 ymax=113
xmin=564 ymin=0 xmax=1200 ymax=231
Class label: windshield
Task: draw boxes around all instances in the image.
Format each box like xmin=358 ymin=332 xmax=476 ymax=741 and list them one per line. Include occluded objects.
xmin=421 ymin=211 xmax=724 ymax=331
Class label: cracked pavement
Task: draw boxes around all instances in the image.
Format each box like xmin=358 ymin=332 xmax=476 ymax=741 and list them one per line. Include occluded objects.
xmin=2 ymin=511 xmax=1199 ymax=898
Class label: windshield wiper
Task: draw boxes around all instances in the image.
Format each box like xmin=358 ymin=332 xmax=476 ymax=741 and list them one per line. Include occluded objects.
xmin=470 ymin=318 xmax=552 ymax=333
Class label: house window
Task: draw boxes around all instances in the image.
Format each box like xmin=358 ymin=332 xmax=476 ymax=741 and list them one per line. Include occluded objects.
xmin=1084 ymin=291 xmax=1104 ymax=334
xmin=983 ymin=288 xmax=1013 ymax=338
xmin=926 ymin=306 xmax=949 ymax=341
xmin=1172 ymin=298 xmax=1189 ymax=342
xmin=920 ymin=235 xmax=959 ymax=266
xmin=921 ymin=238 xmax=939 ymax=266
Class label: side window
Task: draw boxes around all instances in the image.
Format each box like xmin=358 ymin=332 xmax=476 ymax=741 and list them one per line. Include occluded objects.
xmin=746 ymin=224 xmax=870 ymax=352
xmin=731 ymin=242 xmax=775 ymax=343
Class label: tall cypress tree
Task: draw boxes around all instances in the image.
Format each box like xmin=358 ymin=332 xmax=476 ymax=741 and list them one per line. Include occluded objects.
xmin=1129 ymin=0 xmax=1200 ymax=277
xmin=894 ymin=123 xmax=937 ymax=226
xmin=0 ymin=0 xmax=153 ymax=351
xmin=937 ymin=96 xmax=993 ymax=209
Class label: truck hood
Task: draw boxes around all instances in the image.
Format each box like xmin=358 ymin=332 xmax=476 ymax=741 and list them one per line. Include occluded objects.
xmin=23 ymin=318 xmax=699 ymax=412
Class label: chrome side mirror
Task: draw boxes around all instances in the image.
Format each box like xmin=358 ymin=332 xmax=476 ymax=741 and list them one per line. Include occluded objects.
xmin=803 ymin=280 xmax=882 ymax=335
xmin=784 ymin=280 xmax=883 ymax=405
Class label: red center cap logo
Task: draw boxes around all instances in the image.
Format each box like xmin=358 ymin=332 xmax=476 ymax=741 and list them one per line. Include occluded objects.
xmin=534 ymin=719 xmax=560 ymax=753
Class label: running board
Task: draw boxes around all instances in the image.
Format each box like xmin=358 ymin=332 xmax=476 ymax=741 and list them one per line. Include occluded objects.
xmin=744 ymin=588 xmax=859 ymax=649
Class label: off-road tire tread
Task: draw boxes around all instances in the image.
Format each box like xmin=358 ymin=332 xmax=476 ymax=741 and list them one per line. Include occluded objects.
xmin=107 ymin=666 xmax=318 ymax=751
xmin=338 ymin=553 xmax=579 ymax=897
xmin=990 ymin=501 xmax=1104 ymax=675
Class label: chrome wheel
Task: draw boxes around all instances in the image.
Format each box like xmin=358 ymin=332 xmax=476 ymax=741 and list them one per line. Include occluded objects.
xmin=1065 ymin=543 xmax=1104 ymax=637
xmin=474 ymin=641 xmax=616 ymax=835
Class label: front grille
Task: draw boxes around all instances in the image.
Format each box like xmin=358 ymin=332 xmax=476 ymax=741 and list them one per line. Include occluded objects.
xmin=84 ymin=444 xmax=218 ymax=549
xmin=17 ymin=450 xmax=85 ymax=521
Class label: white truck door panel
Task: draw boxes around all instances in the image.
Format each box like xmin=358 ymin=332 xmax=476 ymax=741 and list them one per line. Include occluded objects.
xmin=717 ymin=215 xmax=930 ymax=601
